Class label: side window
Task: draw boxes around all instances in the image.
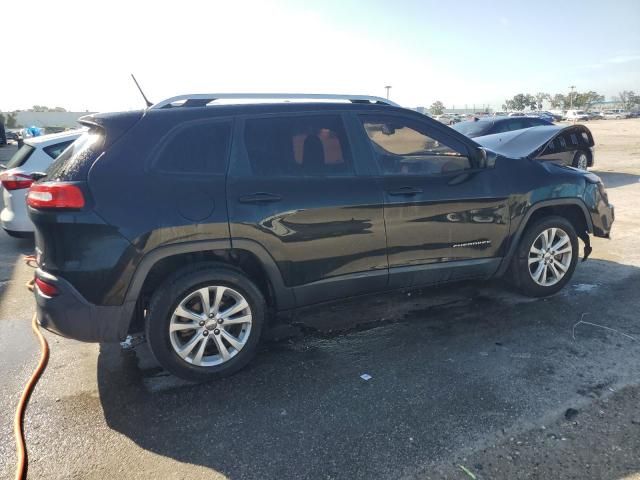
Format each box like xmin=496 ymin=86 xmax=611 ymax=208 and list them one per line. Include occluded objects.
xmin=360 ymin=115 xmax=471 ymax=175
xmin=155 ymin=121 xmax=231 ymax=174
xmin=244 ymin=115 xmax=353 ymax=176
xmin=43 ymin=140 xmax=74 ymax=159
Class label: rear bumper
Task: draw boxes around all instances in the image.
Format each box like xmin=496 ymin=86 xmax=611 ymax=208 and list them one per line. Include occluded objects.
xmin=34 ymin=268 xmax=133 ymax=342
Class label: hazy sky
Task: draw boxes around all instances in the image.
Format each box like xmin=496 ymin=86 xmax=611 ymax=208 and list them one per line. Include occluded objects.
xmin=2 ymin=0 xmax=639 ymax=112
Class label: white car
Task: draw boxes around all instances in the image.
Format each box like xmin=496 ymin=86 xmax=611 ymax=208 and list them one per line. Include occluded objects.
xmin=1 ymin=130 xmax=82 ymax=237
xmin=602 ymin=109 xmax=630 ymax=119
xmin=564 ymin=110 xmax=589 ymax=121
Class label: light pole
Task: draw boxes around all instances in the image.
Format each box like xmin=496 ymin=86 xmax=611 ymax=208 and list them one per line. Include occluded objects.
xmin=384 ymin=85 xmax=392 ymax=99
xmin=569 ymin=85 xmax=576 ymax=109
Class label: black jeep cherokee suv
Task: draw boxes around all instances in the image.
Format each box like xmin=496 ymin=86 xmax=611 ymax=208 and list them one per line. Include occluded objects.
xmin=28 ymin=94 xmax=614 ymax=380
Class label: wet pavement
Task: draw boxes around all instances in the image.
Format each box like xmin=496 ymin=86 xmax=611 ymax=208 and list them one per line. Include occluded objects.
xmin=0 ymin=125 xmax=639 ymax=479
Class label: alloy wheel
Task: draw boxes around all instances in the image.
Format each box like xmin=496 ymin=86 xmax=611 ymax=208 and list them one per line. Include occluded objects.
xmin=528 ymin=227 xmax=573 ymax=287
xmin=576 ymin=153 xmax=588 ymax=170
xmin=169 ymin=286 xmax=252 ymax=367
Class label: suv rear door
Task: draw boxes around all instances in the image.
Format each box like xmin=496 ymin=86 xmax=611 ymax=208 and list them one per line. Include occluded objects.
xmin=356 ymin=112 xmax=510 ymax=288
xmin=227 ymin=112 xmax=388 ymax=306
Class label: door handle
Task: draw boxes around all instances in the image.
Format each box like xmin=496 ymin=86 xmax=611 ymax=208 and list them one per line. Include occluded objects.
xmin=238 ymin=192 xmax=283 ymax=204
xmin=387 ymin=186 xmax=423 ymax=196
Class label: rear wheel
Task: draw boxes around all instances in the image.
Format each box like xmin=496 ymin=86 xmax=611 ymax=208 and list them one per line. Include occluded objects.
xmin=572 ymin=150 xmax=589 ymax=170
xmin=511 ymin=216 xmax=579 ymax=297
xmin=145 ymin=263 xmax=265 ymax=381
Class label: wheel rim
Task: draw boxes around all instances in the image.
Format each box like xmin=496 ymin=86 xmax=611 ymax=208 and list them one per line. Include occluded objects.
xmin=528 ymin=227 xmax=573 ymax=287
xmin=169 ymin=286 xmax=252 ymax=367
xmin=577 ymin=153 xmax=588 ymax=170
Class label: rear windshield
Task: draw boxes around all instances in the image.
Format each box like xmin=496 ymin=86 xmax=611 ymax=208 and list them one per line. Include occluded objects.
xmin=452 ymin=121 xmax=491 ymax=137
xmin=5 ymin=144 xmax=35 ymax=169
xmin=45 ymin=131 xmax=104 ymax=180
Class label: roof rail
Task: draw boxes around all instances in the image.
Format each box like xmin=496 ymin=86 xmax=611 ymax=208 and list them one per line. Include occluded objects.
xmin=150 ymin=93 xmax=400 ymax=109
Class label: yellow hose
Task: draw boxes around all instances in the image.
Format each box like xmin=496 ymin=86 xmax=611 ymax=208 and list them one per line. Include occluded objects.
xmin=14 ymin=312 xmax=49 ymax=480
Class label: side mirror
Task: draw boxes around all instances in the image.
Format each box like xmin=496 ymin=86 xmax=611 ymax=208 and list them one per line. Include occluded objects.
xmin=477 ymin=147 xmax=497 ymax=169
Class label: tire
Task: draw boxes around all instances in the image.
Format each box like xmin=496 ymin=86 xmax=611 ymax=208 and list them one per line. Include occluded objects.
xmin=572 ymin=150 xmax=589 ymax=170
xmin=145 ymin=262 xmax=266 ymax=381
xmin=510 ymin=216 xmax=579 ymax=297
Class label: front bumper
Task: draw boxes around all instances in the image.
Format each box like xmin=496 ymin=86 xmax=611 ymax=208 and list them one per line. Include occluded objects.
xmin=34 ymin=268 xmax=133 ymax=342
xmin=592 ymin=202 xmax=614 ymax=238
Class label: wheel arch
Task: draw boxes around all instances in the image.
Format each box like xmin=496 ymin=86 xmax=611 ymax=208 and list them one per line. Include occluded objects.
xmin=497 ymin=199 xmax=592 ymax=276
xmin=124 ymin=240 xmax=295 ymax=333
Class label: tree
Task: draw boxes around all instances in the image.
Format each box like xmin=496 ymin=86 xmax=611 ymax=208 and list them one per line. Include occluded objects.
xmin=6 ymin=112 xmax=17 ymax=128
xmin=616 ymin=91 xmax=639 ymax=110
xmin=430 ymin=101 xmax=445 ymax=115
xmin=549 ymin=94 xmax=566 ymax=109
xmin=28 ymin=105 xmax=67 ymax=112
xmin=573 ymin=91 xmax=604 ymax=109
xmin=502 ymin=93 xmax=537 ymax=111
xmin=534 ymin=92 xmax=550 ymax=110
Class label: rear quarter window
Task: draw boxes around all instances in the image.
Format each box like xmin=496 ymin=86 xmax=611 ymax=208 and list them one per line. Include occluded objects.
xmin=153 ymin=120 xmax=232 ymax=174
xmin=43 ymin=140 xmax=74 ymax=159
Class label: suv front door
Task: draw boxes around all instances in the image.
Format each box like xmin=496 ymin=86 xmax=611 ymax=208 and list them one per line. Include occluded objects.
xmin=227 ymin=112 xmax=388 ymax=306
xmin=356 ymin=113 xmax=510 ymax=288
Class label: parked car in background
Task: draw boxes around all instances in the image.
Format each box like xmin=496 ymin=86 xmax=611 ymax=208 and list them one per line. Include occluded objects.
xmin=508 ymin=112 xmax=526 ymax=117
xmin=1 ymin=130 xmax=82 ymax=237
xmin=527 ymin=111 xmax=556 ymax=123
xmin=452 ymin=115 xmax=553 ymax=138
xmin=475 ymin=124 xmax=595 ymax=170
xmin=27 ymin=93 xmax=613 ymax=380
xmin=548 ymin=110 xmax=566 ymax=122
xmin=5 ymin=130 xmax=20 ymax=143
xmin=587 ymin=111 xmax=604 ymax=120
xmin=564 ymin=110 xmax=590 ymax=121
xmin=602 ymin=110 xmax=631 ymax=119
xmin=434 ymin=113 xmax=463 ymax=125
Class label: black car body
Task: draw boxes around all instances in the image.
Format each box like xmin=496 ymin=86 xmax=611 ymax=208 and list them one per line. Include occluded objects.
xmin=475 ymin=124 xmax=596 ymax=170
xmin=28 ymin=97 xmax=614 ymax=380
xmin=453 ymin=115 xmax=553 ymax=138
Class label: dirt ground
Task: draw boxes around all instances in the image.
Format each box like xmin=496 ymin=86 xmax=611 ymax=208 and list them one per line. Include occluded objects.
xmin=0 ymin=119 xmax=639 ymax=480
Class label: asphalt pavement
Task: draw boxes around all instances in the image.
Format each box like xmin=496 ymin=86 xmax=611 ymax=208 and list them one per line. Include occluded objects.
xmin=0 ymin=130 xmax=639 ymax=479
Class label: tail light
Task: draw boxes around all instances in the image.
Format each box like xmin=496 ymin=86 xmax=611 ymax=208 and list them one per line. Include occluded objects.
xmin=0 ymin=171 xmax=34 ymax=190
xmin=35 ymin=277 xmax=58 ymax=297
xmin=27 ymin=183 xmax=85 ymax=209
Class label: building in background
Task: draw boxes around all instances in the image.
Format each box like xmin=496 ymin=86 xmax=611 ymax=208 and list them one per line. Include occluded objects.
xmin=0 ymin=111 xmax=96 ymax=133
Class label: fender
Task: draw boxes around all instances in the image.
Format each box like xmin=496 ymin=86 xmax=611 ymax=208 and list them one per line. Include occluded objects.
xmin=122 ymin=238 xmax=296 ymax=314
xmin=496 ymin=198 xmax=593 ymax=276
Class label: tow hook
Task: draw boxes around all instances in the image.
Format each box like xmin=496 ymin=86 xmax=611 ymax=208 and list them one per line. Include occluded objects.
xmin=578 ymin=231 xmax=592 ymax=262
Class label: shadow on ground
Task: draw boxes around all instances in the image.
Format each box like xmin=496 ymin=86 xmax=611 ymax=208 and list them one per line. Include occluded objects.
xmin=591 ymin=170 xmax=639 ymax=188
xmin=97 ymin=258 xmax=640 ymax=479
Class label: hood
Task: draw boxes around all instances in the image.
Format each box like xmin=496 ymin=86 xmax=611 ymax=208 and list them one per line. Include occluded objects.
xmin=474 ymin=124 xmax=594 ymax=159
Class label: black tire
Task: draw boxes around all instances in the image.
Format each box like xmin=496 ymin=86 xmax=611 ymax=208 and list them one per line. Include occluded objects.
xmin=572 ymin=150 xmax=589 ymax=170
xmin=510 ymin=216 xmax=579 ymax=297
xmin=145 ymin=262 xmax=265 ymax=381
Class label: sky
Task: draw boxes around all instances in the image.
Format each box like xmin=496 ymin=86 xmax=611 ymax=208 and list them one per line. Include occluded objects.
xmin=2 ymin=0 xmax=639 ymax=112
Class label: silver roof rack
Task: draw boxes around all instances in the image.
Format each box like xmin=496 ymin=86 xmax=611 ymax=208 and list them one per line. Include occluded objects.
xmin=150 ymin=93 xmax=400 ymax=109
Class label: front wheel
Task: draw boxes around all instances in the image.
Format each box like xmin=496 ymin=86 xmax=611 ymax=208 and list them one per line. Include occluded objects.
xmin=511 ymin=216 xmax=579 ymax=297
xmin=145 ymin=263 xmax=265 ymax=381
xmin=572 ymin=150 xmax=589 ymax=170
